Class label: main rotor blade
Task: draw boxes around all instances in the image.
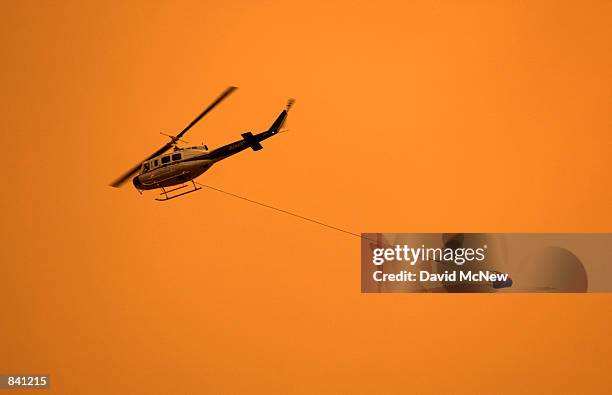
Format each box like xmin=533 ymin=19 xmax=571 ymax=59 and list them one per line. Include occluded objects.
xmin=109 ymin=86 xmax=237 ymax=188
xmin=110 ymin=162 xmax=144 ymax=188
xmin=109 ymin=142 xmax=173 ymax=187
xmin=175 ymin=86 xmax=237 ymax=140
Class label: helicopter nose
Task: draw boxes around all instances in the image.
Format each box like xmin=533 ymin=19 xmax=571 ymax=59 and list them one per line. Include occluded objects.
xmin=132 ymin=175 xmax=143 ymax=189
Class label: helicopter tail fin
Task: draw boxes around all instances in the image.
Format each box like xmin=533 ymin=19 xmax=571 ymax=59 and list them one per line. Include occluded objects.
xmin=266 ymin=99 xmax=295 ymax=135
xmin=244 ymin=99 xmax=294 ymax=151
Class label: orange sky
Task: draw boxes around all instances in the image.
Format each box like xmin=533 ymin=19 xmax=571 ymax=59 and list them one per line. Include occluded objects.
xmin=1 ymin=1 xmax=611 ymax=393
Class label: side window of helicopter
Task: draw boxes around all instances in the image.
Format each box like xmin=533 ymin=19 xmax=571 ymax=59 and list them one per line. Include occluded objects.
xmin=143 ymin=162 xmax=150 ymax=172
xmin=172 ymin=153 xmax=182 ymax=161
xmin=161 ymin=156 xmax=170 ymax=164
xmin=153 ymin=159 xmax=158 ymax=167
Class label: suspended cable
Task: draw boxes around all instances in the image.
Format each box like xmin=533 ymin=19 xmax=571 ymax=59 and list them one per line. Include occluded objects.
xmin=194 ymin=181 xmax=378 ymax=244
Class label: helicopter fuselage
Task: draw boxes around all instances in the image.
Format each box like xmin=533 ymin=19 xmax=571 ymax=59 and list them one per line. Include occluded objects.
xmin=132 ymin=127 xmax=278 ymax=190
xmin=132 ymin=148 xmax=212 ymax=190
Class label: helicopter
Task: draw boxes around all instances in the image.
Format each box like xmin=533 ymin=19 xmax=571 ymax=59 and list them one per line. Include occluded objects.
xmin=110 ymin=86 xmax=294 ymax=201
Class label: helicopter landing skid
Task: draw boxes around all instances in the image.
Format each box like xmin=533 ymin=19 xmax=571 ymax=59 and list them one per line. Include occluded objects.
xmin=156 ymin=181 xmax=201 ymax=201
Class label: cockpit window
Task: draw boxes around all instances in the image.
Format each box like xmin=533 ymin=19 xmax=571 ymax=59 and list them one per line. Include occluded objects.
xmin=143 ymin=162 xmax=150 ymax=172
xmin=161 ymin=156 xmax=170 ymax=164
xmin=172 ymin=153 xmax=182 ymax=161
